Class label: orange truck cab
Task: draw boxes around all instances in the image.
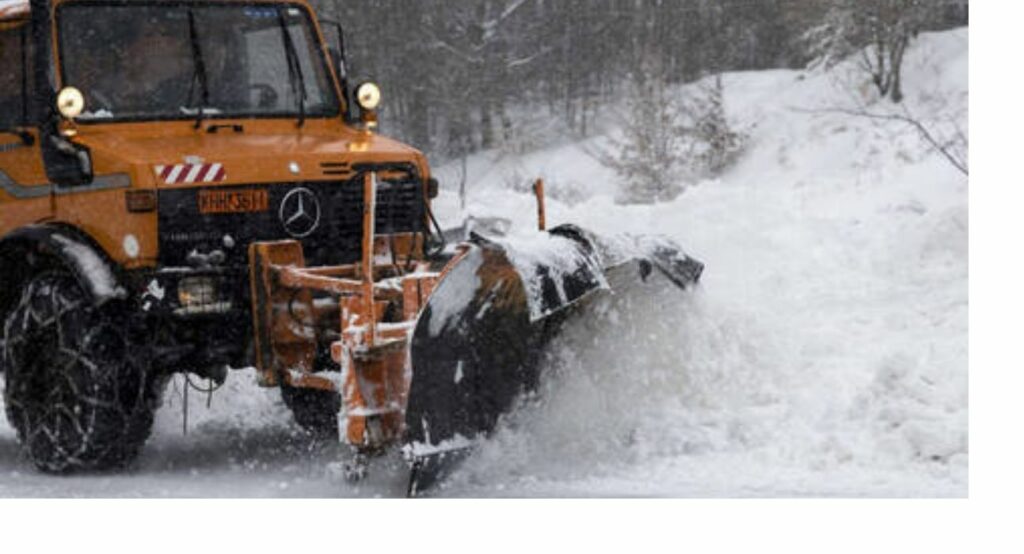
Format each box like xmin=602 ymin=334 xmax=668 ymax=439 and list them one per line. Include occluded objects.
xmin=0 ymin=0 xmax=439 ymax=472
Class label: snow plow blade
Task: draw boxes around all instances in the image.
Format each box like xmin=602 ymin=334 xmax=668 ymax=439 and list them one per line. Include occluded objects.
xmin=403 ymin=225 xmax=703 ymax=495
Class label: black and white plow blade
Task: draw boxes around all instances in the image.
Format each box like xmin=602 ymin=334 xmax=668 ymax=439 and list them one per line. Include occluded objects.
xmin=401 ymin=226 xmax=703 ymax=494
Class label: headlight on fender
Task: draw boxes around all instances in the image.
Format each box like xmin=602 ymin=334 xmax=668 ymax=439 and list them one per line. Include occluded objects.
xmin=355 ymin=82 xmax=382 ymax=111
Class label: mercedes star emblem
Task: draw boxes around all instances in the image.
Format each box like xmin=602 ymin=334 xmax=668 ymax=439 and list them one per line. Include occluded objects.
xmin=279 ymin=187 xmax=322 ymax=238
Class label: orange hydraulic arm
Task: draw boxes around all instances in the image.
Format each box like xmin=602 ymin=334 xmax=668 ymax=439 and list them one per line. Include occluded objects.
xmin=248 ymin=172 xmax=454 ymax=450
xmin=533 ymin=178 xmax=546 ymax=231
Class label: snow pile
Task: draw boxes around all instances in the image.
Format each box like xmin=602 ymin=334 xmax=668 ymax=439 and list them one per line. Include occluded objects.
xmin=431 ymin=28 xmax=968 ymax=497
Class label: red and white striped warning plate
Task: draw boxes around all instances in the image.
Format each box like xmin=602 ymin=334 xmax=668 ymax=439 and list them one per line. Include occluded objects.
xmin=154 ymin=163 xmax=226 ymax=185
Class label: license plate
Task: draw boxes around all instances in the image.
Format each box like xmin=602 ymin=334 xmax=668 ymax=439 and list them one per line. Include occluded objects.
xmin=198 ymin=188 xmax=269 ymax=214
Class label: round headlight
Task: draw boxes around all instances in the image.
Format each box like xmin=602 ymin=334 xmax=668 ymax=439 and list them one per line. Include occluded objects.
xmin=57 ymin=87 xmax=85 ymax=120
xmin=355 ymin=82 xmax=382 ymax=111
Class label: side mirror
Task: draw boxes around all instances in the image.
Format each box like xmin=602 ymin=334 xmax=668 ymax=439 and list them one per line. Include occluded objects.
xmin=42 ymin=134 xmax=93 ymax=187
xmin=319 ymin=18 xmax=354 ymax=120
xmin=318 ymin=19 xmax=348 ymax=76
xmin=41 ymin=87 xmax=93 ymax=187
xmin=326 ymin=46 xmax=354 ymax=117
xmin=327 ymin=46 xmax=344 ymax=80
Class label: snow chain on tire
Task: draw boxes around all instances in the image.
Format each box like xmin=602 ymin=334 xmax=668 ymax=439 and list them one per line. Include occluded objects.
xmin=1 ymin=268 xmax=156 ymax=473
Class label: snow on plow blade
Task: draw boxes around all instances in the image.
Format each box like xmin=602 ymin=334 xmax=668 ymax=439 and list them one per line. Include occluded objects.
xmin=404 ymin=225 xmax=703 ymax=494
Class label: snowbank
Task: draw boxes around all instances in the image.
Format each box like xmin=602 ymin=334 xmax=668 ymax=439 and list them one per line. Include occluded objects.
xmin=432 ymin=28 xmax=968 ymax=497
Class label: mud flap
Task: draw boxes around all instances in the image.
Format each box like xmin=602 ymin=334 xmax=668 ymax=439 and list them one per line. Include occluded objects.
xmin=403 ymin=226 xmax=703 ymax=494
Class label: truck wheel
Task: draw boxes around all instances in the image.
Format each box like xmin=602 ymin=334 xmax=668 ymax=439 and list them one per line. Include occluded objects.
xmin=1 ymin=267 xmax=155 ymax=473
xmin=281 ymin=385 xmax=340 ymax=440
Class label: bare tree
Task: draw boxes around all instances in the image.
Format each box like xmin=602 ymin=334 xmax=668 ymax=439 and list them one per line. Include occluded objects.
xmin=594 ymin=59 xmax=689 ymax=204
xmin=793 ymin=104 xmax=968 ymax=176
xmin=689 ymin=75 xmax=747 ymax=177
xmin=808 ymin=0 xmax=930 ymax=103
xmin=323 ymin=0 xmax=965 ymax=160
xmin=594 ymin=65 xmax=747 ymax=204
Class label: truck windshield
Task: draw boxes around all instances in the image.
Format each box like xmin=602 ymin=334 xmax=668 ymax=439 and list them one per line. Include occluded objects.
xmin=57 ymin=2 xmax=340 ymax=122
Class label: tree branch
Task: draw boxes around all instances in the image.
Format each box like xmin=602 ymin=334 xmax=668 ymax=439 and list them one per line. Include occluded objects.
xmin=792 ymin=106 xmax=969 ymax=176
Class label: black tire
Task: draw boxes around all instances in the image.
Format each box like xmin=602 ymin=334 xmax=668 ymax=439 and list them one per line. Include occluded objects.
xmin=281 ymin=385 xmax=341 ymax=440
xmin=1 ymin=267 xmax=156 ymax=473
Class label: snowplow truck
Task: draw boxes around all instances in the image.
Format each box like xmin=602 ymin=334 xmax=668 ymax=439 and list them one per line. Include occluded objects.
xmin=0 ymin=0 xmax=703 ymax=493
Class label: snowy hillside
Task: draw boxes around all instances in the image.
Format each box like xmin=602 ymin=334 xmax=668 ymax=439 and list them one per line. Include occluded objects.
xmin=0 ymin=28 xmax=968 ymax=497
xmin=428 ymin=27 xmax=968 ymax=497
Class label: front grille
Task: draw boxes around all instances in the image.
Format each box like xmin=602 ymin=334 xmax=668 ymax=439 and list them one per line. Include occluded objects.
xmin=310 ymin=178 xmax=424 ymax=265
xmin=158 ymin=175 xmax=426 ymax=269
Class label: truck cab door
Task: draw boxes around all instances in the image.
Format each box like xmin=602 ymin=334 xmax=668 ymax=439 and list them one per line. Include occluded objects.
xmin=0 ymin=20 xmax=52 ymax=230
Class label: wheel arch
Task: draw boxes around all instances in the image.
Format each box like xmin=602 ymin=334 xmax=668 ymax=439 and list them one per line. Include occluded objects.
xmin=0 ymin=224 xmax=128 ymax=318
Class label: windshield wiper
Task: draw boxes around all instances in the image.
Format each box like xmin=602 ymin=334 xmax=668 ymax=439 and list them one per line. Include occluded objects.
xmin=277 ymin=9 xmax=307 ymax=128
xmin=187 ymin=9 xmax=211 ymax=130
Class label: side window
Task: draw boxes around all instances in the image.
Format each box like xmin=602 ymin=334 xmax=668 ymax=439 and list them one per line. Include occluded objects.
xmin=0 ymin=24 xmax=26 ymax=129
